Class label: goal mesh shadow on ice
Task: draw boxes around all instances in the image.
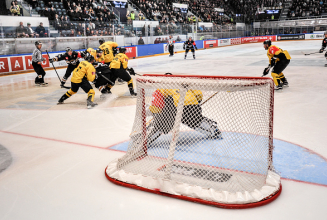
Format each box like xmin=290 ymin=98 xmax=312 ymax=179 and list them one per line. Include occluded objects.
xmin=105 ymin=74 xmax=281 ymax=209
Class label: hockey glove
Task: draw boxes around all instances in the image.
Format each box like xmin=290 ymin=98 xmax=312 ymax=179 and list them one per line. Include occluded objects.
xmin=183 ymin=45 xmax=185 ymax=49
xmin=195 ymin=46 xmax=198 ymax=50
xmin=49 ymin=58 xmax=54 ymax=63
xmin=263 ymin=67 xmax=270 ymax=76
xmin=128 ymin=68 xmax=136 ymax=76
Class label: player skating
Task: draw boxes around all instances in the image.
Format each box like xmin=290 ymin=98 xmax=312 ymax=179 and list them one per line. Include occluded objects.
xmin=262 ymin=40 xmax=291 ymax=90
xmin=98 ymin=38 xmax=119 ymax=65
xmin=32 ymin=41 xmax=48 ymax=86
xmin=57 ymin=53 xmax=98 ymax=109
xmin=319 ymin=31 xmax=327 ymax=66
xmin=49 ymin=47 xmax=82 ymax=87
xmin=167 ymin=35 xmax=175 ymax=57
xmin=93 ymin=62 xmax=114 ymax=99
xmin=110 ymin=47 xmax=137 ymax=96
xmin=183 ymin=37 xmax=197 ymax=59
xmin=85 ymin=48 xmax=105 ymax=63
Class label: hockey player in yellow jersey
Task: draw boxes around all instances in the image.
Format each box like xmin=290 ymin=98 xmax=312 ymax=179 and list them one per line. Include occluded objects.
xmin=263 ymin=40 xmax=291 ymax=90
xmin=98 ymin=38 xmax=119 ymax=65
xmin=109 ymin=47 xmax=137 ymax=96
xmin=57 ymin=53 xmax=98 ymax=109
xmin=136 ymin=73 xmax=222 ymax=146
xmin=86 ymin=48 xmax=105 ymax=63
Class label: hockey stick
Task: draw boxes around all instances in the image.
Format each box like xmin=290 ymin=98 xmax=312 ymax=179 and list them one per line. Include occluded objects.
xmin=97 ymin=72 xmax=115 ymax=85
xmin=45 ymin=50 xmax=71 ymax=89
xmin=301 ymin=50 xmax=323 ymax=56
xmin=200 ymin=91 xmax=218 ymax=106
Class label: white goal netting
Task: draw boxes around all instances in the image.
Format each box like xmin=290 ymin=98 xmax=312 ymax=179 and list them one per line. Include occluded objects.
xmin=106 ymin=74 xmax=281 ymax=205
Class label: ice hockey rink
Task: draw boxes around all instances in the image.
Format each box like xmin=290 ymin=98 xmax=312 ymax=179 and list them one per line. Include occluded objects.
xmin=0 ymin=40 xmax=326 ymax=219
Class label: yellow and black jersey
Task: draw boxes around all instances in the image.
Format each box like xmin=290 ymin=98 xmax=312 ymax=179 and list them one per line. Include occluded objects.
xmin=99 ymin=41 xmax=118 ymax=63
xmin=267 ymin=45 xmax=291 ymax=64
xmin=86 ymin=48 xmax=105 ymax=63
xmin=71 ymin=60 xmax=96 ymax=83
xmin=110 ymin=53 xmax=129 ymax=69
xmin=150 ymin=89 xmax=203 ymax=113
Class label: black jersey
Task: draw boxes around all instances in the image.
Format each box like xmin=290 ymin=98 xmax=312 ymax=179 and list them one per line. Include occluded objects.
xmin=184 ymin=40 xmax=196 ymax=49
xmin=55 ymin=51 xmax=81 ymax=65
xmin=321 ymin=37 xmax=327 ymax=50
xmin=93 ymin=62 xmax=114 ymax=88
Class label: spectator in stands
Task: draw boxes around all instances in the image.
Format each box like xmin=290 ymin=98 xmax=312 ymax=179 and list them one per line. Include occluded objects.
xmin=53 ymin=14 xmax=61 ymax=30
xmin=10 ymin=1 xmax=20 ymax=16
xmin=16 ymin=22 xmax=28 ymax=38
xmin=154 ymin=38 xmax=159 ymax=44
xmin=76 ymin=31 xmax=83 ymax=37
xmin=35 ymin=22 xmax=46 ymax=37
xmin=42 ymin=7 xmax=50 ymax=18
xmin=131 ymin=11 xmax=136 ymax=21
xmin=110 ymin=12 xmax=117 ymax=23
xmin=49 ymin=7 xmax=56 ymax=21
xmin=176 ymin=35 xmax=181 ymax=42
xmin=76 ymin=23 xmax=84 ymax=33
xmin=69 ymin=29 xmax=76 ymax=37
xmin=138 ymin=12 xmax=145 ymax=21
xmin=88 ymin=21 xmax=95 ymax=30
xmin=26 ymin=23 xmax=39 ymax=38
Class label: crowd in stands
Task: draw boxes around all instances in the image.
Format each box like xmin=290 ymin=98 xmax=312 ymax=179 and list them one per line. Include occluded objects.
xmin=27 ymin=0 xmax=122 ymax=37
xmin=288 ymin=0 xmax=325 ymax=18
xmin=229 ymin=0 xmax=283 ymax=22
xmin=14 ymin=21 xmax=46 ymax=38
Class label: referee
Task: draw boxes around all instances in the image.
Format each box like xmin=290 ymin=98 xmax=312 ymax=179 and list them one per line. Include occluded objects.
xmin=32 ymin=41 xmax=47 ymax=86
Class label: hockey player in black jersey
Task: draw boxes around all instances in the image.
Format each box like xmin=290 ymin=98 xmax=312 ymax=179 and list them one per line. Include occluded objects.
xmin=319 ymin=31 xmax=327 ymax=66
xmin=183 ymin=37 xmax=197 ymax=59
xmin=49 ymin=47 xmax=82 ymax=87
xmin=92 ymin=62 xmax=115 ymax=99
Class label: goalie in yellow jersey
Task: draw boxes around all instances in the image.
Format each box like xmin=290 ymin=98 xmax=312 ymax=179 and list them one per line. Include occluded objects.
xmin=98 ymin=38 xmax=119 ymax=65
xmin=109 ymin=47 xmax=137 ymax=96
xmin=137 ymin=74 xmax=222 ymax=146
xmin=57 ymin=53 xmax=98 ymax=109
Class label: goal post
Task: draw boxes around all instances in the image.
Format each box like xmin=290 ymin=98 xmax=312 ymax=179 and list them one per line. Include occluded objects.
xmin=105 ymin=74 xmax=281 ymax=209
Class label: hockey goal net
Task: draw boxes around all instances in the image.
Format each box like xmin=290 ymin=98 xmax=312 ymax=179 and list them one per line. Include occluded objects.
xmin=105 ymin=74 xmax=281 ymax=209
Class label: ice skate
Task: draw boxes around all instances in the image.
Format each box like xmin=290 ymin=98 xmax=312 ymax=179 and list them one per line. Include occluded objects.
xmin=40 ymin=82 xmax=48 ymax=87
xmin=274 ymin=84 xmax=283 ymax=90
xmin=87 ymin=98 xmax=98 ymax=109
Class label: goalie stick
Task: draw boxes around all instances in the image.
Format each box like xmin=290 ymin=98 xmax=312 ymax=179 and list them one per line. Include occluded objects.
xmin=45 ymin=50 xmax=71 ymax=89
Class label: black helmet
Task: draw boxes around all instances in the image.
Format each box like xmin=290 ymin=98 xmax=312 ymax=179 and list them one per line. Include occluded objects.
xmin=96 ymin=48 xmax=103 ymax=54
xmin=66 ymin=47 xmax=72 ymax=53
xmin=99 ymin=38 xmax=105 ymax=45
xmin=119 ymin=47 xmax=126 ymax=53
xmin=84 ymin=53 xmax=95 ymax=62
xmin=263 ymin=40 xmax=272 ymax=47
xmin=35 ymin=41 xmax=42 ymax=46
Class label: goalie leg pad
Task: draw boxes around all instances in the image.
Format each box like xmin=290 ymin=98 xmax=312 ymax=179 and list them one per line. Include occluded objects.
xmin=195 ymin=117 xmax=222 ymax=139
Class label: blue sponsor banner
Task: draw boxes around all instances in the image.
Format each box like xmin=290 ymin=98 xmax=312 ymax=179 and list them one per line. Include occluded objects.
xmin=195 ymin=40 xmax=204 ymax=49
xmin=137 ymin=44 xmax=165 ymax=57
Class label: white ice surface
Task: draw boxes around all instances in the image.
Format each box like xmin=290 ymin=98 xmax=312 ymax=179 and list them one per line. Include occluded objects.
xmin=0 ymin=40 xmax=326 ymax=220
